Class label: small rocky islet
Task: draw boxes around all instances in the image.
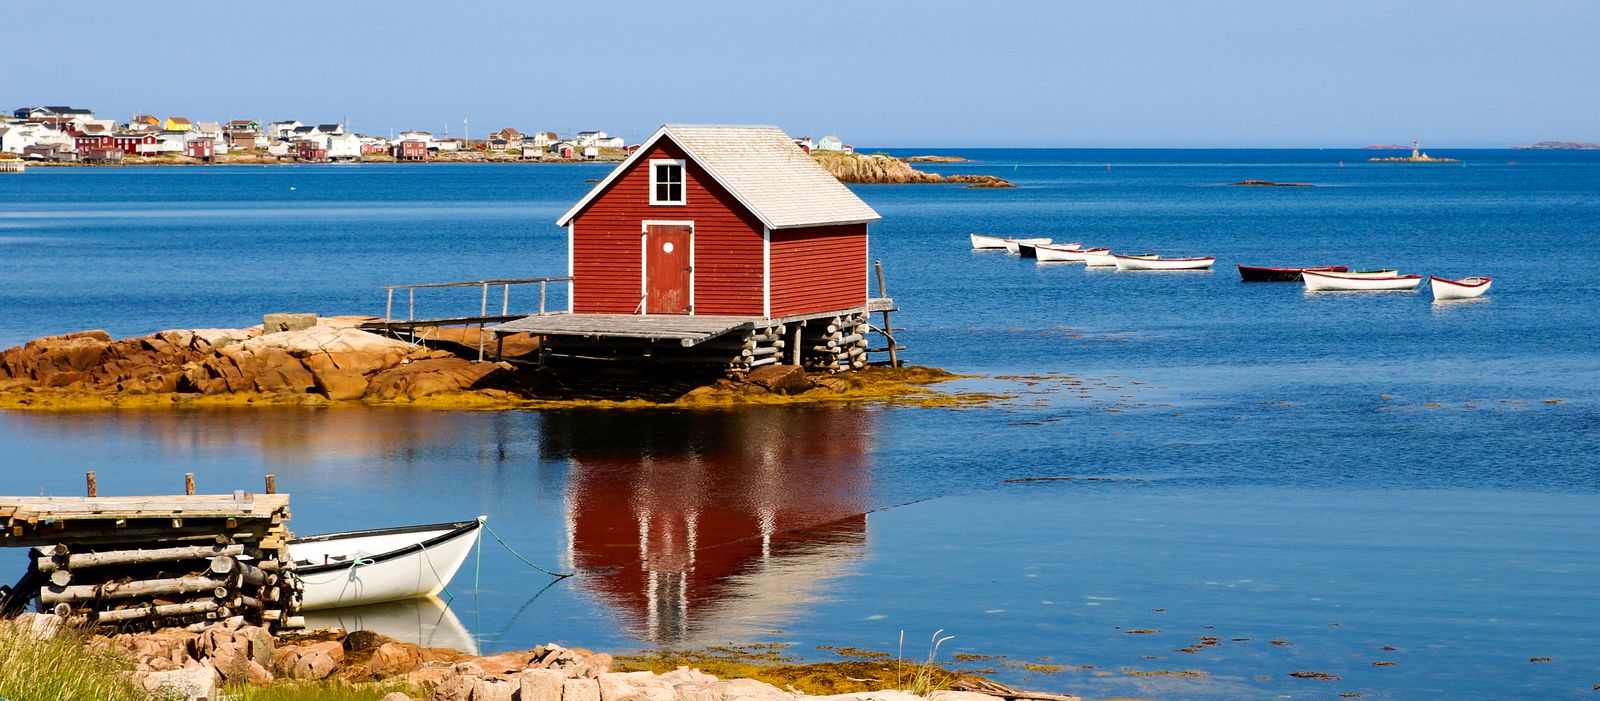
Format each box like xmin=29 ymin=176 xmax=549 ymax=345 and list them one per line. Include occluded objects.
xmin=0 ymin=317 xmax=970 ymax=410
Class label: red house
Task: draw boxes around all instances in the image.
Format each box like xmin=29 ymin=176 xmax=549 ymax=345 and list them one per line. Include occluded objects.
xmin=185 ymin=138 xmax=215 ymax=159
xmin=495 ymin=124 xmax=889 ymax=375
xmin=556 ymin=124 xmax=879 ymax=318
xmin=393 ymin=140 xmax=426 ymax=161
xmin=112 ymin=132 xmax=158 ymax=155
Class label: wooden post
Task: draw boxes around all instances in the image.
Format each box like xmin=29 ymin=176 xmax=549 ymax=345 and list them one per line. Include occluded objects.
xmin=184 ymin=473 xmax=195 ymax=495
xmin=502 ymin=284 xmax=510 ymax=315
xmin=539 ymin=281 xmax=548 ymax=314
xmin=264 ymin=474 xmax=276 ymax=494
xmin=790 ymin=324 xmax=802 ymax=365
xmin=386 ymin=288 xmax=394 ymax=321
xmin=85 ymin=472 xmax=96 ymax=498
xmin=874 ymin=260 xmax=900 ymax=368
xmin=408 ymin=288 xmax=415 ymax=321
xmin=480 ymin=282 xmax=489 ymax=316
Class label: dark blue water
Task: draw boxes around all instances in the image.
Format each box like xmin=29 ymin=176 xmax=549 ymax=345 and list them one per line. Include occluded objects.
xmin=3 ymin=152 xmax=1598 ymax=699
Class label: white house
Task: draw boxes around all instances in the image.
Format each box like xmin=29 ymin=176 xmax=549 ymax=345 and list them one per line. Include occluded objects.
xmin=267 ymin=121 xmax=303 ymax=140
xmin=816 ymin=135 xmax=844 ymax=151
xmin=573 ymin=130 xmax=624 ymax=149
xmin=0 ymin=124 xmax=56 ymax=153
xmin=266 ymin=140 xmax=292 ymax=157
xmin=327 ymin=133 xmax=362 ymax=159
xmin=153 ymin=133 xmax=186 ymax=154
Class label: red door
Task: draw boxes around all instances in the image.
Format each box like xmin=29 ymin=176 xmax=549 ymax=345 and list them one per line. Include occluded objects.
xmin=645 ymin=225 xmax=692 ymax=314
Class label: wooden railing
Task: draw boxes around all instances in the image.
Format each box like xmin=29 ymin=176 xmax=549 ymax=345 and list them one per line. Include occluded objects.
xmin=380 ymin=277 xmax=572 ymax=323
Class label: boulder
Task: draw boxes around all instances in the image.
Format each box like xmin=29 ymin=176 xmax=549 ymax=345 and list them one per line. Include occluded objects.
xmin=517 ymin=668 xmax=565 ymax=701
xmin=274 ymin=640 xmax=345 ymax=680
xmin=312 ymin=365 xmax=369 ymax=400
xmin=472 ymin=678 xmax=520 ymax=701
xmin=250 ymin=346 xmax=316 ymax=393
xmin=598 ymin=671 xmax=675 ymax=701
xmin=563 ymin=678 xmax=602 ymax=701
xmin=141 ymin=661 xmax=218 ymax=701
xmin=381 ymin=693 xmax=415 ymax=701
xmin=369 ymin=641 xmax=426 ymax=679
xmin=8 ymin=612 xmax=64 ymax=640
xmin=705 ymin=678 xmax=790 ymax=701
xmin=365 ymin=357 xmax=507 ymax=400
xmin=746 ymin=365 xmax=809 ymax=395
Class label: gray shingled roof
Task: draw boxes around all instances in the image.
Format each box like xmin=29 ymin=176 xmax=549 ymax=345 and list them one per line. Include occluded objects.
xmin=557 ymin=124 xmax=880 ymax=230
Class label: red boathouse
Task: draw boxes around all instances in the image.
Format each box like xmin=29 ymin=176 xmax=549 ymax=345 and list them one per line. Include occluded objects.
xmin=493 ymin=124 xmax=898 ymax=375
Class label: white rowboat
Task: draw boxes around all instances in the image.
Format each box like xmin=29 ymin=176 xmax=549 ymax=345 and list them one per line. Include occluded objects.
xmin=1037 ymin=245 xmax=1102 ymax=262
xmin=1302 ymin=270 xmax=1423 ymax=292
xmin=1002 ymin=237 xmax=1053 ymax=254
xmin=1430 ymin=275 xmax=1492 ymax=300
xmin=1113 ymin=255 xmax=1216 ymax=271
xmin=291 ymin=517 xmax=484 ymax=611
xmin=1331 ymin=269 xmax=1399 ymax=278
xmin=1086 ymin=251 xmax=1150 ymax=267
xmin=970 ymin=233 xmax=1010 ymax=250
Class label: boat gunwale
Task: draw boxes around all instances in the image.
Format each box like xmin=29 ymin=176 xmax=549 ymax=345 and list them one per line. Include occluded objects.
xmin=292 ymin=519 xmax=481 ymax=575
xmin=1114 ymin=254 xmax=1215 ymax=262
xmin=1430 ymin=275 xmax=1492 ymax=287
xmin=1238 ymin=264 xmax=1349 ymax=273
xmin=1304 ymin=270 xmax=1422 ymax=282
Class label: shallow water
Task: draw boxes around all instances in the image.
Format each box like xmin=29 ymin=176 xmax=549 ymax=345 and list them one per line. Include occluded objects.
xmin=2 ymin=151 xmax=1598 ymax=699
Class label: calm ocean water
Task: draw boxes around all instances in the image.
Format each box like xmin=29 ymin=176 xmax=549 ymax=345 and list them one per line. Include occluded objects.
xmin=2 ymin=150 xmax=1598 ymax=699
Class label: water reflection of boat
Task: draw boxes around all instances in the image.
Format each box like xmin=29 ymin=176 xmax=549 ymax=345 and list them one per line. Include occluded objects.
xmin=301 ymin=596 xmax=478 ymax=655
xmin=543 ymin=409 xmax=874 ymax=645
xmin=291 ymin=518 xmax=483 ymax=610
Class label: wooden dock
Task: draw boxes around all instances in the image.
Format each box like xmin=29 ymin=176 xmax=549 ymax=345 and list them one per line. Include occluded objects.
xmin=1 ymin=492 xmax=291 ymax=548
xmin=1 ymin=474 xmax=304 ymax=632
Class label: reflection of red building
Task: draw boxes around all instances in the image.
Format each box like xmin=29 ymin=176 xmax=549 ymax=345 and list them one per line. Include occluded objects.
xmin=549 ymin=408 xmax=875 ymax=643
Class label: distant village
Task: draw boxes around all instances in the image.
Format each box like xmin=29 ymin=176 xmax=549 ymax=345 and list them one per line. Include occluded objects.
xmin=0 ymin=105 xmax=856 ymax=166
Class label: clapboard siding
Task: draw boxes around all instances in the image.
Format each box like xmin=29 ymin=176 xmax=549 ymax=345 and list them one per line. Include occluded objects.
xmin=769 ymin=224 xmax=868 ymax=317
xmin=571 ymin=140 xmax=764 ymax=315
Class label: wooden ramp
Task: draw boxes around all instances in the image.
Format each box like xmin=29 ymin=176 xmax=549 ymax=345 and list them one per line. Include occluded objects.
xmin=492 ymin=314 xmax=759 ymax=347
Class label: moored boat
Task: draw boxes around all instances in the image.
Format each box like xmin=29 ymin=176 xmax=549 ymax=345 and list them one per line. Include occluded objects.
xmin=970 ymin=233 xmax=1009 ymax=250
xmin=1002 ymin=237 xmax=1053 ymax=254
xmin=1037 ymin=244 xmax=1102 ymax=262
xmin=1114 ymin=255 xmax=1216 ymax=271
xmin=1085 ymin=250 xmax=1150 ymax=267
xmin=1302 ymin=270 xmax=1423 ymax=292
xmin=1238 ymin=264 xmax=1349 ymax=282
xmin=291 ymin=517 xmax=484 ymax=610
xmin=1333 ymin=269 xmax=1400 ymax=278
xmin=1430 ymin=275 xmax=1492 ymax=300
xmin=1021 ymin=241 xmax=1077 ymax=259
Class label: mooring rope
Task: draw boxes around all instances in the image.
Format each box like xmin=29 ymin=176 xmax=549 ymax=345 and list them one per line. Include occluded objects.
xmin=295 ymin=557 xmax=376 ymax=585
xmin=480 ymin=519 xmax=575 ymax=579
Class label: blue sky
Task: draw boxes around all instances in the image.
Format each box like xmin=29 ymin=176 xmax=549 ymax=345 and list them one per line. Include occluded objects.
xmin=7 ymin=1 xmax=1595 ymax=147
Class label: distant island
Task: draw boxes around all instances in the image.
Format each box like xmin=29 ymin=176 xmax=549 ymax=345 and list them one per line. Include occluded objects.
xmin=901 ymin=155 xmax=970 ymax=163
xmin=1513 ymin=141 xmax=1600 ymax=150
xmin=1230 ymin=180 xmax=1313 ymax=187
xmin=1364 ymin=144 xmax=1411 ymax=150
xmin=1368 ymin=140 xmax=1459 ymax=163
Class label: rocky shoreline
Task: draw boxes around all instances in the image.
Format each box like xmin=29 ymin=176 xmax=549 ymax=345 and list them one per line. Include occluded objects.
xmin=2 ymin=612 xmax=1081 ymax=701
xmin=0 ymin=318 xmax=975 ymax=411
xmin=810 ymin=152 xmax=1012 ymax=188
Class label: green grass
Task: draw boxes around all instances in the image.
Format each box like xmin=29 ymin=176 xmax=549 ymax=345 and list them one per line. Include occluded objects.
xmin=0 ymin=621 xmax=144 ymax=701
xmin=222 ymin=680 xmax=418 ymax=701
xmin=897 ymin=629 xmax=955 ymax=697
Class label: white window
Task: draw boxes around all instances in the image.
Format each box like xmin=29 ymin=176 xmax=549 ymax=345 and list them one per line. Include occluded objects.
xmin=649 ymin=159 xmax=686 ymax=205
